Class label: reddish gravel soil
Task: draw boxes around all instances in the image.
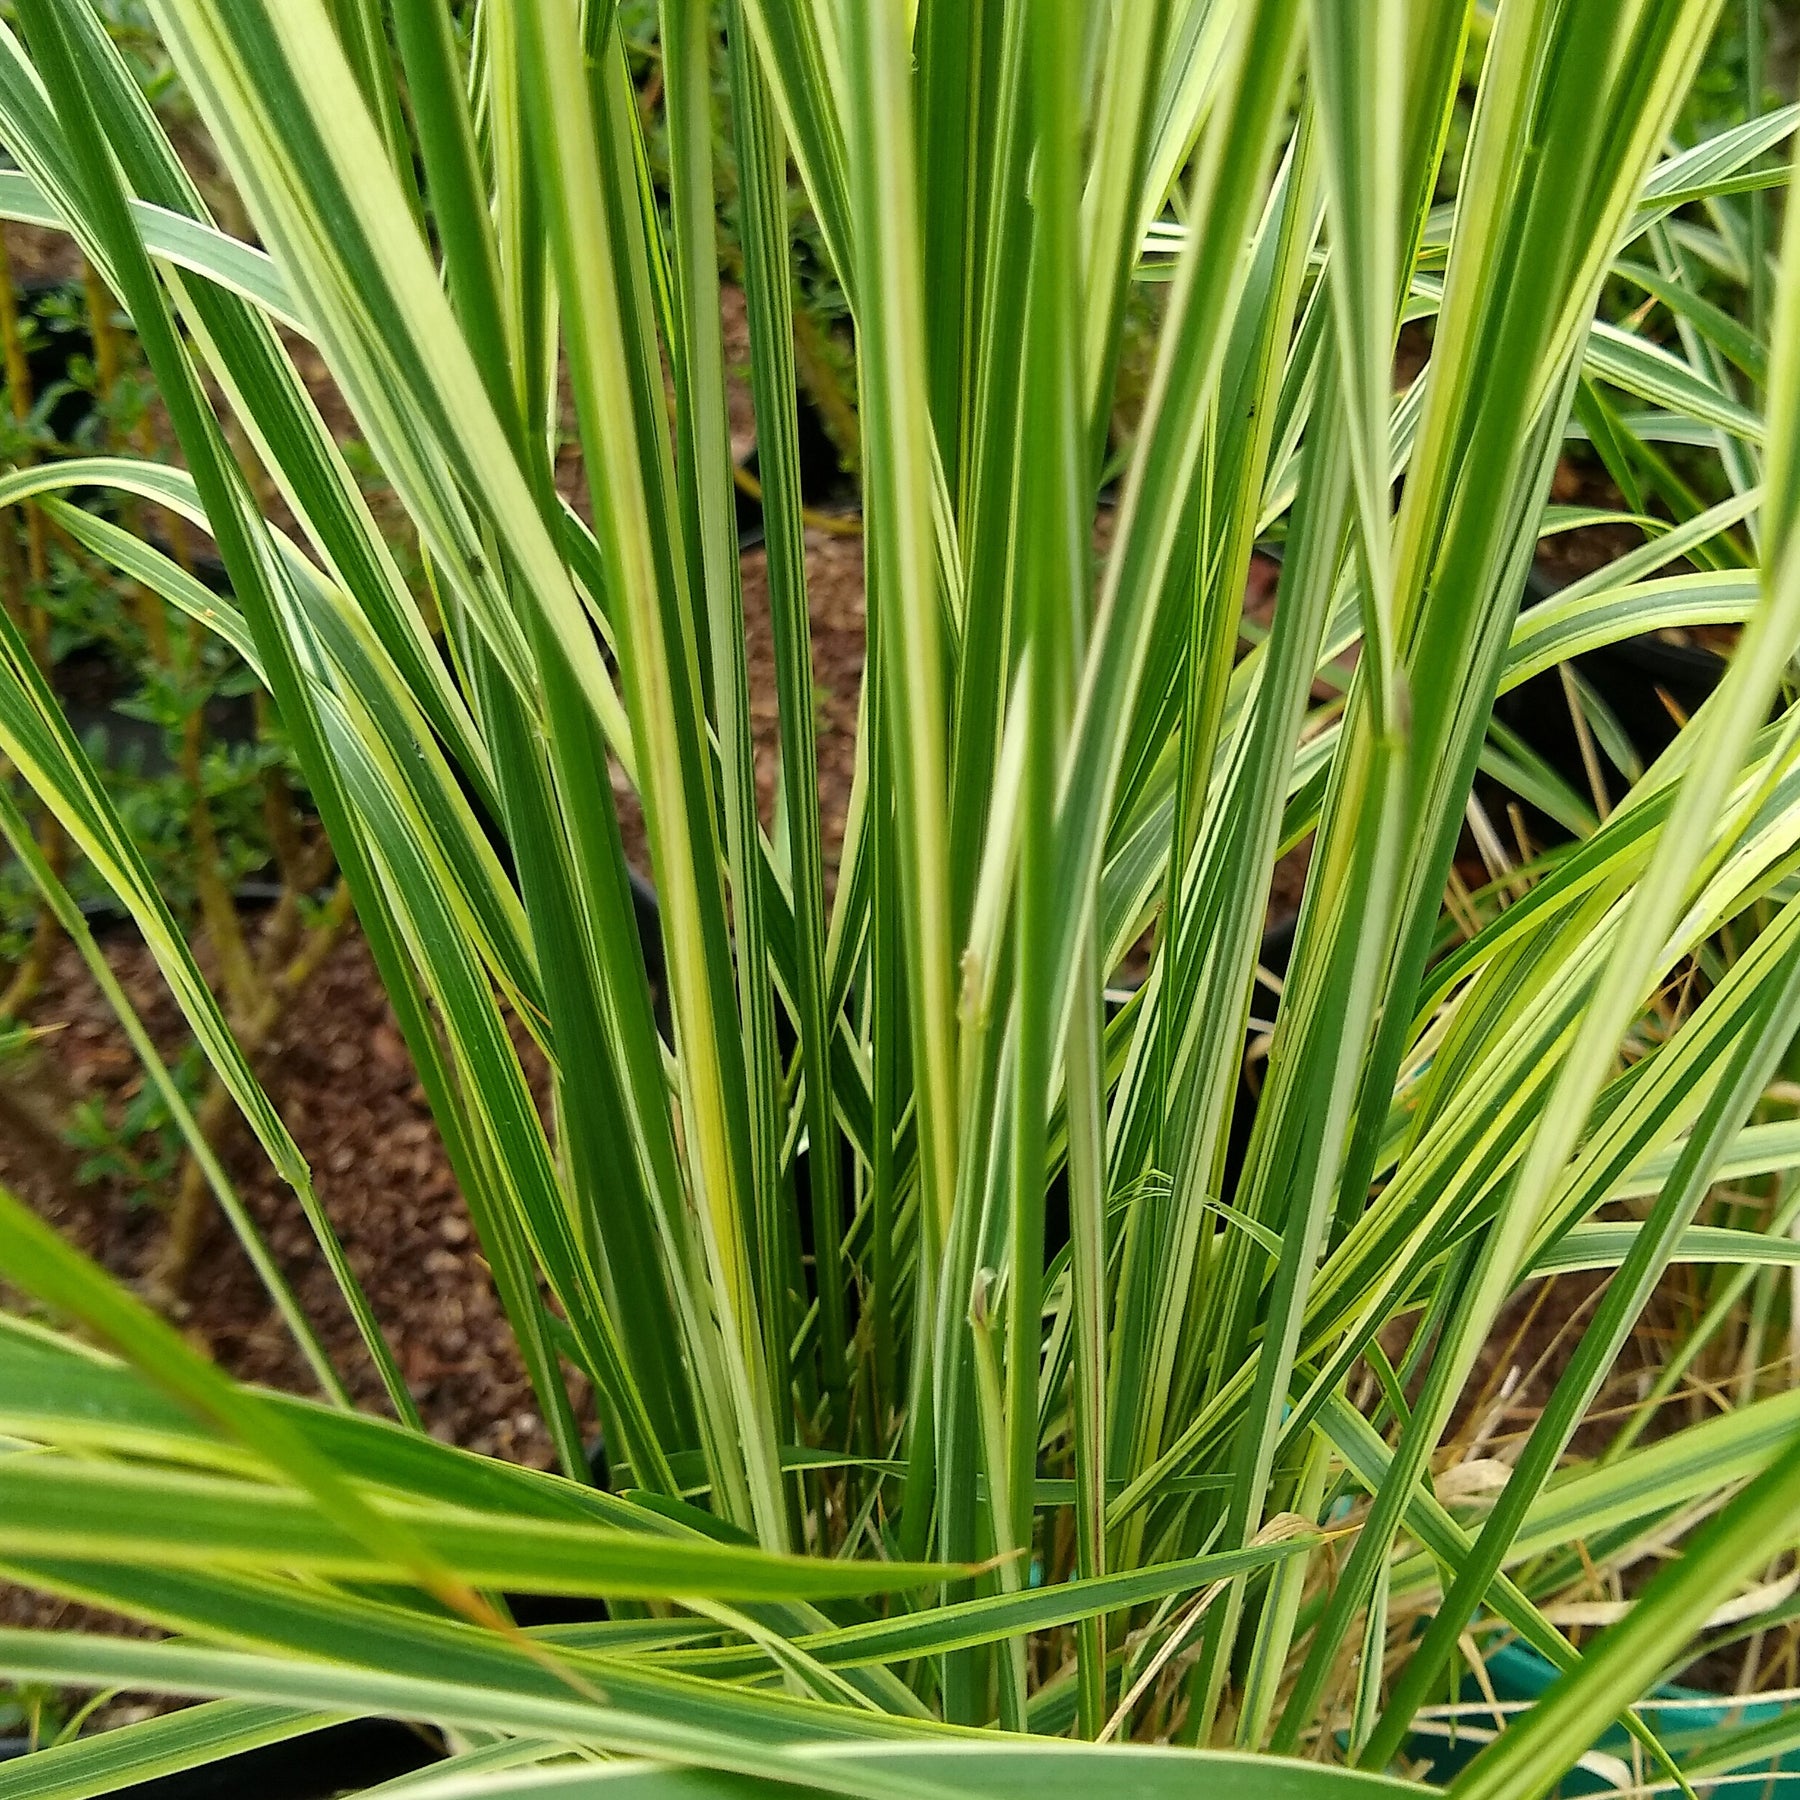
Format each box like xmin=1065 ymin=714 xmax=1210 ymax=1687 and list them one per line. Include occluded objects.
xmin=0 ymin=928 xmax=564 ymax=1464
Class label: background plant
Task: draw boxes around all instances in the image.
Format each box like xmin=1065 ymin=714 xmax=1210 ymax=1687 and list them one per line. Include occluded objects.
xmin=0 ymin=2 xmax=1799 ymax=1797
xmin=0 ymin=249 xmax=411 ymax=1282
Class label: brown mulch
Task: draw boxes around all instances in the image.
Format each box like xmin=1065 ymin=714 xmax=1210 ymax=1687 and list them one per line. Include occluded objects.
xmin=741 ymin=526 xmax=866 ymax=881
xmin=1537 ymin=450 xmax=1651 ymax=589
xmin=0 ymin=918 xmax=560 ymax=1685
xmin=0 ymin=927 xmax=559 ymax=1467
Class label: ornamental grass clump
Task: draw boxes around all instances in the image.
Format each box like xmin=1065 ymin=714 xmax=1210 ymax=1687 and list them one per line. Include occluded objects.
xmin=2 ymin=1 xmax=1800 ymax=1795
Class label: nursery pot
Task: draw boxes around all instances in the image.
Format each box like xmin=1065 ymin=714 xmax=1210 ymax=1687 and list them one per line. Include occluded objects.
xmin=1405 ymin=1640 xmax=1800 ymax=1795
